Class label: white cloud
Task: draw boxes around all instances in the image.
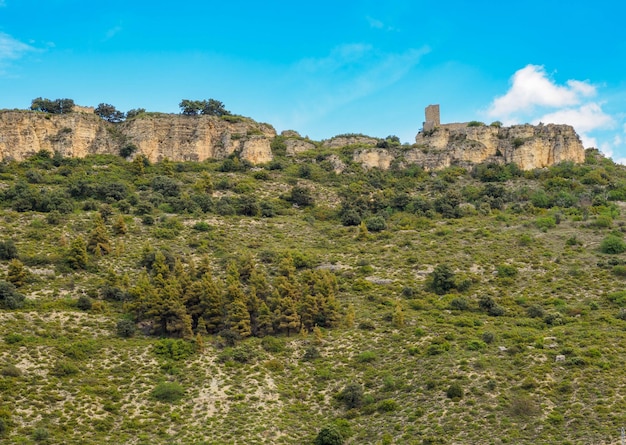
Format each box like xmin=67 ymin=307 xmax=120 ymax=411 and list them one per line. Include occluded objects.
xmin=536 ymin=103 xmax=613 ymax=134
xmin=0 ymin=32 xmax=35 ymax=61
xmin=488 ymin=65 xmax=595 ymax=117
xmin=486 ymin=65 xmax=626 ymax=158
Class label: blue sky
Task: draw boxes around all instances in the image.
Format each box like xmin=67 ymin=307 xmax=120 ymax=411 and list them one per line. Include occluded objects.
xmin=1 ymin=1 xmax=625 ymax=160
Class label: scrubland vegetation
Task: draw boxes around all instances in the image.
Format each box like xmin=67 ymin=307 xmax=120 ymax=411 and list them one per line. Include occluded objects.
xmin=1 ymin=144 xmax=626 ymax=444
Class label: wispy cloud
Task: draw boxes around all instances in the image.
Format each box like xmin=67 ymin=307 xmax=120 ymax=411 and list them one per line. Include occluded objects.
xmin=288 ymin=44 xmax=429 ymax=129
xmin=0 ymin=1 xmax=6 ymax=7
xmin=0 ymin=32 xmax=35 ymax=61
xmin=366 ymin=16 xmax=397 ymax=32
xmin=103 ymin=25 xmax=123 ymax=41
xmin=487 ymin=64 xmax=623 ymax=159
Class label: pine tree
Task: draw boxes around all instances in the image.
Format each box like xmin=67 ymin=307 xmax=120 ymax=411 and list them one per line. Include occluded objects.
xmin=275 ymin=296 xmax=300 ymax=336
xmin=249 ymin=267 xmax=272 ymax=301
xmin=6 ymin=259 xmax=28 ymax=287
xmin=228 ymin=297 xmax=252 ymax=338
xmin=277 ymin=255 xmax=296 ymax=278
xmin=87 ymin=214 xmax=111 ymax=255
xmin=147 ymin=278 xmax=193 ymax=338
xmin=344 ymin=304 xmax=355 ymax=328
xmin=67 ymin=236 xmax=88 ymax=270
xmin=196 ymin=273 xmax=224 ymax=333
xmin=130 ymin=155 xmax=145 ymax=176
xmin=112 ymin=215 xmax=127 ymax=235
xmin=392 ymin=302 xmax=405 ymax=327
xmin=256 ymin=301 xmax=274 ymax=337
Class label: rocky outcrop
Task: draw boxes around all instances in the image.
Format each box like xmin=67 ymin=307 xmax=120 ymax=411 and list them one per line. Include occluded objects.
xmin=322 ymin=135 xmax=379 ymax=149
xmin=285 ymin=138 xmax=316 ymax=156
xmin=0 ymin=110 xmax=585 ymax=171
xmin=0 ymin=110 xmax=275 ymax=164
xmin=412 ymin=123 xmax=585 ymax=170
xmin=0 ymin=111 xmax=116 ymax=160
xmin=353 ymin=149 xmax=396 ymax=170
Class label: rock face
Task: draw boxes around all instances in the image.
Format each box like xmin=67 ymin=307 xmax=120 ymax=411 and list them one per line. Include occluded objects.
xmin=322 ymin=135 xmax=379 ymax=149
xmin=412 ymin=123 xmax=585 ymax=170
xmin=0 ymin=110 xmax=276 ymax=164
xmin=0 ymin=110 xmax=585 ymax=171
xmin=285 ymin=138 xmax=316 ymax=156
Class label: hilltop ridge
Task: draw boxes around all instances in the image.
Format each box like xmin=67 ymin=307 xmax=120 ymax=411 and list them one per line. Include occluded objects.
xmin=0 ymin=107 xmax=585 ymax=170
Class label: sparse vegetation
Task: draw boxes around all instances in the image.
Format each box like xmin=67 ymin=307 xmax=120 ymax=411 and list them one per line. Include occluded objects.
xmin=0 ymin=145 xmax=624 ymax=444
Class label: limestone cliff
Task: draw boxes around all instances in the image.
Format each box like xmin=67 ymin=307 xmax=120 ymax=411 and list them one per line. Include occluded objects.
xmin=0 ymin=110 xmax=275 ymax=164
xmin=410 ymin=123 xmax=585 ymax=171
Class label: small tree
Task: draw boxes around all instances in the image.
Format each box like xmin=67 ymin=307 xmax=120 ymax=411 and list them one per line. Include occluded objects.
xmin=0 ymin=280 xmax=25 ymax=309
xmin=0 ymin=239 xmax=18 ymax=260
xmin=179 ymin=99 xmax=204 ymax=116
xmin=125 ymin=108 xmax=146 ymax=119
xmin=95 ymin=103 xmax=125 ymax=123
xmin=201 ymin=99 xmax=230 ymax=117
xmin=67 ymin=236 xmax=88 ymax=270
xmin=340 ymin=383 xmax=364 ymax=409
xmin=288 ymin=186 xmax=314 ymax=207
xmin=112 ymin=215 xmax=128 ymax=235
xmin=31 ymin=97 xmax=74 ymax=114
xmin=314 ymin=426 xmax=344 ymax=445
xmin=6 ymin=259 xmax=28 ymax=287
xmin=600 ymin=235 xmax=626 ymax=254
xmin=429 ymin=264 xmax=456 ymax=295
xmin=87 ymin=215 xmax=111 ymax=255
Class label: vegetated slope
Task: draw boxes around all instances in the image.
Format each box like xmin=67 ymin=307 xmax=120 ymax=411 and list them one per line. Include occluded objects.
xmin=1 ymin=147 xmax=626 ymax=444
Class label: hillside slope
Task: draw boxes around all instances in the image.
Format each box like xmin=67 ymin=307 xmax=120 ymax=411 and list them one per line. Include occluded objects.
xmin=0 ymin=147 xmax=625 ymax=444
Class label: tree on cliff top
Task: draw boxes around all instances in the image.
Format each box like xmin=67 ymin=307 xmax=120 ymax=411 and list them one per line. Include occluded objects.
xmin=179 ymin=99 xmax=230 ymax=117
xmin=31 ymin=98 xmax=75 ymax=114
xmin=95 ymin=103 xmax=125 ymax=123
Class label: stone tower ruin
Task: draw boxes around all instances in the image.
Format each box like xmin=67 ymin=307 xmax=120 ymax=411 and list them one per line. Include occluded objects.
xmin=423 ymin=104 xmax=440 ymax=132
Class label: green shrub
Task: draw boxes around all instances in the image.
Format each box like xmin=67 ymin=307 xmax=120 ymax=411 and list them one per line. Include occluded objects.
xmin=535 ymin=216 xmax=556 ymax=230
xmin=612 ymin=265 xmax=626 ymax=277
xmin=0 ymin=364 xmax=22 ymax=377
xmin=340 ymin=383 xmax=364 ymax=409
xmin=0 ymin=281 xmax=25 ymax=309
xmin=356 ymin=351 xmax=377 ymax=363
xmin=153 ymin=339 xmax=196 ymax=361
xmin=192 ymin=221 xmax=211 ymax=232
xmin=32 ymin=427 xmax=50 ymax=442
xmin=151 ymin=382 xmax=185 ymax=402
xmin=314 ymin=426 xmax=344 ymax=445
xmin=428 ymin=264 xmax=456 ymax=295
xmin=497 ymin=264 xmax=518 ymax=278
xmin=377 ymin=399 xmax=398 ymax=412
xmin=446 ymin=383 xmax=464 ymax=400
xmin=600 ymin=235 xmax=626 ymax=254
xmin=76 ymin=295 xmax=92 ymax=311
xmin=52 ymin=360 xmax=79 ymax=376
xmin=449 ymin=297 xmax=469 ymax=311
xmin=261 ymin=336 xmax=285 ymax=353
xmin=116 ymin=319 xmax=136 ymax=338
xmin=607 ymin=291 xmax=626 ymax=306
xmin=0 ymin=240 xmax=18 ymax=260
xmin=302 ymin=346 xmax=321 ymax=361
xmin=467 ymin=121 xmax=484 ymax=127
xmin=467 ymin=340 xmax=487 ymax=351
xmin=365 ymin=216 xmax=387 ymax=232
